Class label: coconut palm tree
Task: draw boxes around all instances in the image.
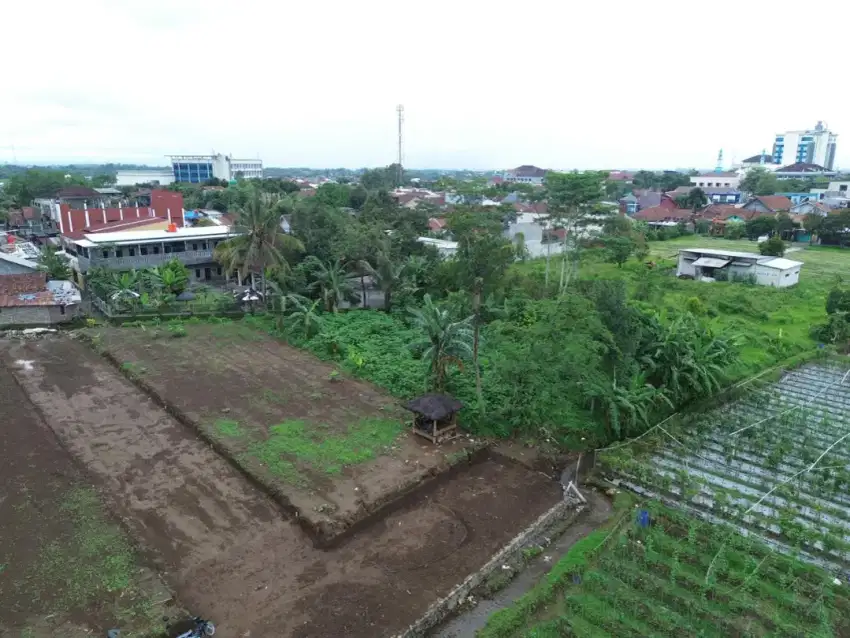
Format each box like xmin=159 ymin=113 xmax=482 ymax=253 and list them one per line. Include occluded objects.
xmin=408 ymin=294 xmax=474 ymax=391
xmin=214 ymin=187 xmax=304 ymax=296
xmin=304 ymin=257 xmax=357 ymax=313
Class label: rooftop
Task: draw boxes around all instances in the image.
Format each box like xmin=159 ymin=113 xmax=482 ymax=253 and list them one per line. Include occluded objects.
xmin=0 ymin=274 xmax=80 ymax=308
xmin=75 ymin=224 xmax=237 ymax=247
xmin=508 ymin=165 xmax=547 ymax=178
xmin=775 ymin=162 xmax=833 ymax=173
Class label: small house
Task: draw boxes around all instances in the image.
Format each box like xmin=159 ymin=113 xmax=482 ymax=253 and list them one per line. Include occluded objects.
xmin=676 ymin=248 xmax=802 ymax=288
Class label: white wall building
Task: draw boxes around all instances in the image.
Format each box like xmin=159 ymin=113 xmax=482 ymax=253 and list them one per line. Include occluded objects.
xmin=677 ymin=248 xmax=802 ymax=288
xmin=168 ymin=154 xmax=263 ymax=183
xmin=690 ymin=172 xmax=741 ymax=189
xmin=115 ymin=169 xmax=175 ymax=187
xmin=772 ymin=122 xmax=838 ymax=169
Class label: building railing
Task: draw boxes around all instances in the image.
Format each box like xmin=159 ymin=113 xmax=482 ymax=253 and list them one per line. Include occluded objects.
xmin=82 ymin=249 xmax=215 ymax=271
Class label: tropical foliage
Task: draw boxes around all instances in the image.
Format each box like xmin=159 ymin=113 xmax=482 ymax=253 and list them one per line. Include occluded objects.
xmin=37 ymin=245 xmax=72 ymax=280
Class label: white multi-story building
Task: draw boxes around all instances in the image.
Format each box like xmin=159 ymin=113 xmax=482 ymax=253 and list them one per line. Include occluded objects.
xmin=772 ymin=122 xmax=837 ymax=169
xmin=114 ymin=169 xmax=175 ymax=187
xmin=168 ymin=153 xmax=263 ymax=183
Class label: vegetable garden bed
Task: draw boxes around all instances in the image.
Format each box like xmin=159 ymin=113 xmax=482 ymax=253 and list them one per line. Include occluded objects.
xmin=602 ymin=360 xmax=850 ymax=573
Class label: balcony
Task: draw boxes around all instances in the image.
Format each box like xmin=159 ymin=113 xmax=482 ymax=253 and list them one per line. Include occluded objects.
xmin=80 ymin=249 xmax=216 ymax=271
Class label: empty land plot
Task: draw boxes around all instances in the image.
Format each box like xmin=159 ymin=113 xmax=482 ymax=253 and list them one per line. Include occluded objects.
xmin=4 ymin=335 xmax=561 ymax=637
xmin=91 ymin=322 xmax=474 ymax=540
xmin=0 ymin=355 xmax=171 ymax=638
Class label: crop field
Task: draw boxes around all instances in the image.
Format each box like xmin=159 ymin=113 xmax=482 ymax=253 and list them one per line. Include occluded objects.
xmin=603 ymin=360 xmax=850 ymax=572
xmin=480 ymin=360 xmax=850 ymax=637
xmin=483 ymin=499 xmax=850 ymax=637
xmin=90 ymin=321 xmax=476 ymax=540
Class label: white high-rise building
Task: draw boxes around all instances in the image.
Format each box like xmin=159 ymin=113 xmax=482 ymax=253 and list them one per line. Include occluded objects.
xmin=772 ymin=122 xmax=837 ymax=169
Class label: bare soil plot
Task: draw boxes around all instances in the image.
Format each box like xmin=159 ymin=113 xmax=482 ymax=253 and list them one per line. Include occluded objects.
xmin=90 ymin=323 xmax=475 ymax=541
xmin=4 ymin=336 xmax=562 ymax=637
xmin=0 ymin=353 xmax=171 ymax=638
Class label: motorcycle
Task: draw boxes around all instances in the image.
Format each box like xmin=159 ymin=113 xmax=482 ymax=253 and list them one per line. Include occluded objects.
xmin=175 ymin=617 xmax=216 ymax=638
xmin=107 ymin=616 xmax=215 ymax=638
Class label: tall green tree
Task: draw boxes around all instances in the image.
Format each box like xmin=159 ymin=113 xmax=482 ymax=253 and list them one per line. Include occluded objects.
xmin=408 ymin=294 xmax=474 ymax=391
xmin=544 ymin=170 xmax=607 ymax=290
xmin=213 ymin=187 xmax=304 ymax=294
xmin=740 ymin=167 xmax=780 ymax=196
xmin=303 ymin=256 xmax=357 ymax=313
xmin=449 ymin=210 xmax=516 ymax=405
xmin=37 ymin=246 xmax=71 ymax=280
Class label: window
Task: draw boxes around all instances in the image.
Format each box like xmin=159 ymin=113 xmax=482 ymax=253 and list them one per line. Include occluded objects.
xmin=102 ymin=250 xmax=109 ymax=258
xmin=216 ymin=267 xmax=222 ymax=276
xmin=128 ymin=248 xmax=135 ymax=257
xmin=153 ymin=246 xmax=160 ymax=254
xmin=192 ymin=242 xmax=198 ymax=250
xmin=115 ymin=249 xmax=123 ymax=258
xmin=59 ymin=305 xmax=66 ymax=315
xmin=140 ymin=246 xmax=148 ymax=255
xmin=195 ymin=269 xmax=201 ymax=278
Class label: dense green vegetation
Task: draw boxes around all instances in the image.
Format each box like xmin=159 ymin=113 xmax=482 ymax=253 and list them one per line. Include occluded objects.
xmin=480 ymin=500 xmax=850 ymax=637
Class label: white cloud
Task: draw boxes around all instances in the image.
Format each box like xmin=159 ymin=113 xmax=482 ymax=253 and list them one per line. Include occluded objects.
xmin=2 ymin=0 xmax=849 ymax=169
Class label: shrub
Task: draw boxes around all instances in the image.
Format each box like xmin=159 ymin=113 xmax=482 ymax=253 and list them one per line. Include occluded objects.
xmin=685 ymin=296 xmax=706 ymax=315
xmin=826 ymin=288 xmax=850 ymax=314
xmin=759 ymin=235 xmax=786 ymax=257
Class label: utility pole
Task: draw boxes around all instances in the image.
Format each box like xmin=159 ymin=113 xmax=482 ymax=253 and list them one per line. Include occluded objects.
xmin=396 ymin=104 xmax=404 ymax=187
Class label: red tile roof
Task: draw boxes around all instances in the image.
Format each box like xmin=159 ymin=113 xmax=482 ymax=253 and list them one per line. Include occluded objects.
xmin=428 ymin=217 xmax=447 ymax=231
xmin=753 ymin=195 xmax=793 ymax=212
xmin=633 ymin=206 xmax=693 ymax=221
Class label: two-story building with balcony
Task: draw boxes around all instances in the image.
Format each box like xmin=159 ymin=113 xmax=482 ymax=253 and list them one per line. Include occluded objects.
xmin=57 ymin=190 xmax=237 ymax=287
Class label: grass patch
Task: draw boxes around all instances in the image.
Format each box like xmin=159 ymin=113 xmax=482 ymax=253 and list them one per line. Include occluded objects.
xmin=24 ymin=487 xmax=167 ymax=635
xmin=120 ymin=361 xmax=146 ymax=375
xmin=250 ymin=417 xmax=405 ymax=482
xmin=214 ymin=419 xmax=244 ymax=437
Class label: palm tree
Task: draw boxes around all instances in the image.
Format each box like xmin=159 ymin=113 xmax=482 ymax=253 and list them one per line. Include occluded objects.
xmin=214 ymin=188 xmax=304 ymax=296
xmin=638 ymin=313 xmax=738 ymax=404
xmin=305 ymin=257 xmax=356 ymax=313
xmin=286 ymin=296 xmax=324 ymax=339
xmin=359 ymin=251 xmax=405 ymax=312
xmin=146 ymin=261 xmax=189 ymax=295
xmin=37 ymin=246 xmax=71 ymax=280
xmin=408 ymin=294 xmax=474 ymax=391
xmin=583 ymin=373 xmax=672 ymax=440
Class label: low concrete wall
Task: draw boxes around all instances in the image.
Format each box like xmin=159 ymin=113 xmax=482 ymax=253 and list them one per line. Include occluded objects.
xmin=394 ymin=492 xmax=586 ymax=637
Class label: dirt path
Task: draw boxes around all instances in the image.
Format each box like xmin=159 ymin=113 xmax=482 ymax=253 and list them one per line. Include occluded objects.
xmin=2 ymin=336 xmax=562 ymax=637
xmin=433 ymin=490 xmax=614 ymax=637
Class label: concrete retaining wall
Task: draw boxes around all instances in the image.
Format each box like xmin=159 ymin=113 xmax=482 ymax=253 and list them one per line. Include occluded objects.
xmin=394 ymin=492 xmax=586 ymax=637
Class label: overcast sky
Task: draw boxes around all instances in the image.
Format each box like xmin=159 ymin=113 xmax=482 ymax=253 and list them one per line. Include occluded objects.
xmin=2 ymin=0 xmax=849 ymax=170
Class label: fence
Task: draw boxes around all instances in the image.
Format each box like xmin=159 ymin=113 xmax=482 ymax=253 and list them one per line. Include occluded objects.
xmin=90 ymin=293 xmax=243 ymax=321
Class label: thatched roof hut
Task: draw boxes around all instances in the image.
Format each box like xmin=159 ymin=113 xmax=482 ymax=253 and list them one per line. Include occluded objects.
xmin=404 ymin=394 xmax=463 ymax=420
xmin=404 ymin=394 xmax=463 ymax=444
